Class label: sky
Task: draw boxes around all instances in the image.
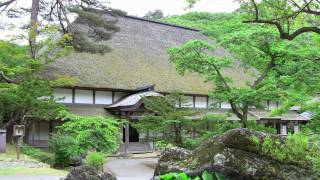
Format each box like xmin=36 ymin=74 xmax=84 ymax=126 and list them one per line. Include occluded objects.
xmin=109 ymin=0 xmax=239 ymax=16
xmin=0 ymin=0 xmax=239 ymax=41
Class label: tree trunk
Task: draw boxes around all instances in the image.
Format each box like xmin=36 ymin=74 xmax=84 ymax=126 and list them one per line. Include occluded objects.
xmin=29 ymin=0 xmax=40 ymax=59
xmin=241 ymin=105 xmax=249 ymax=128
xmin=173 ymin=123 xmax=182 ymax=145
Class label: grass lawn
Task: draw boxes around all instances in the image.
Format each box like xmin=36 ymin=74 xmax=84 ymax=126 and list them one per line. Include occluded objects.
xmin=0 ymin=167 xmax=68 ymax=176
xmin=0 ymin=144 xmax=38 ymax=161
xmin=0 ymin=144 xmax=68 ymax=177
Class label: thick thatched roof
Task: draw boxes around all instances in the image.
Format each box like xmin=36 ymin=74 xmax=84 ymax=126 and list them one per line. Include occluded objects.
xmin=44 ymin=13 xmax=252 ymax=95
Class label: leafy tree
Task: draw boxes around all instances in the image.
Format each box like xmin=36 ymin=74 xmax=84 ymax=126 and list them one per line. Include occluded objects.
xmin=0 ymin=27 xmax=75 ymax=129
xmin=144 ymin=9 xmax=164 ymax=20
xmin=165 ymin=13 xmax=320 ymax=127
xmin=133 ymin=92 xmax=196 ymax=146
xmin=185 ymin=0 xmax=320 ymax=40
xmin=239 ymin=0 xmax=320 ymax=40
xmin=0 ymin=0 xmax=126 ymax=54
xmin=58 ymin=112 xmax=122 ymax=153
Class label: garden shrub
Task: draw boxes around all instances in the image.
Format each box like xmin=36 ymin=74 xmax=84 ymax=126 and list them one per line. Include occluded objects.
xmin=181 ymin=138 xmax=202 ymax=150
xmin=58 ymin=112 xmax=121 ymax=153
xmin=159 ymin=171 xmax=222 ymax=180
xmin=84 ymin=151 xmax=106 ymax=171
xmin=155 ymin=140 xmax=174 ymax=150
xmin=247 ymin=121 xmax=276 ymax=134
xmin=49 ymin=134 xmax=82 ymax=167
xmin=21 ymin=144 xmax=53 ymax=164
xmin=260 ymin=133 xmax=320 ymax=174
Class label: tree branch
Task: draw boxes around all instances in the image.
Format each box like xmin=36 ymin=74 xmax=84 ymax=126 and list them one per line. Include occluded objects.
xmin=243 ymin=0 xmax=320 ymax=40
xmin=251 ymin=57 xmax=276 ymax=89
xmin=0 ymin=0 xmax=15 ymax=8
xmin=192 ymin=48 xmax=243 ymax=120
xmin=0 ymin=71 xmax=15 ymax=83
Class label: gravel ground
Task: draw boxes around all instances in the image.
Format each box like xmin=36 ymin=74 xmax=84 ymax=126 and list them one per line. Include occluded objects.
xmin=0 ymin=175 xmax=64 ymax=180
xmin=0 ymin=161 xmax=49 ymax=169
xmin=105 ymin=157 xmax=158 ymax=180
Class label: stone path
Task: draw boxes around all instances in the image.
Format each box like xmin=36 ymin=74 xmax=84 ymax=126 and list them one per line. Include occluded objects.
xmin=105 ymin=157 xmax=158 ymax=180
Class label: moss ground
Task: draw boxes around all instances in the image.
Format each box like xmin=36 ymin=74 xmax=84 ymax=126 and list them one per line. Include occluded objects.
xmin=0 ymin=144 xmax=38 ymax=161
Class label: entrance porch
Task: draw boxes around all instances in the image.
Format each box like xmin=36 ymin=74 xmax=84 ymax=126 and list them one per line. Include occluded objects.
xmin=105 ymin=88 xmax=161 ymax=154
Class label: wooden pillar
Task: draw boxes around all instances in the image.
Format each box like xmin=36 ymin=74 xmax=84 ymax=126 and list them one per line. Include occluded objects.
xmin=49 ymin=121 xmax=53 ymax=135
xmin=124 ymin=120 xmax=130 ymax=155
xmin=153 ymin=132 xmax=156 ymax=151
xmin=124 ymin=112 xmax=130 ymax=155
xmin=32 ymin=121 xmax=35 ymax=146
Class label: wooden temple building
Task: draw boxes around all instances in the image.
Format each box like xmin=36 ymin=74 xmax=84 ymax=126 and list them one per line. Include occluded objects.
xmin=26 ymin=13 xmax=309 ymax=153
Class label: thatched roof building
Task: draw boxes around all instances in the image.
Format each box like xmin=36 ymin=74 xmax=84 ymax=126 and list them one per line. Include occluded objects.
xmin=28 ymin=12 xmax=308 ymax=150
xmin=44 ymin=13 xmax=251 ymax=95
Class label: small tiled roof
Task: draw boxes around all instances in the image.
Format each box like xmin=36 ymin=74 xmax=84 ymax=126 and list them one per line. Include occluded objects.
xmin=106 ymin=91 xmax=162 ymax=108
xmin=248 ymin=109 xmax=309 ymax=121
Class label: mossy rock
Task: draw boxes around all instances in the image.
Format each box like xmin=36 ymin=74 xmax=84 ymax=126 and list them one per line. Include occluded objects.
xmin=154 ymin=128 xmax=318 ymax=180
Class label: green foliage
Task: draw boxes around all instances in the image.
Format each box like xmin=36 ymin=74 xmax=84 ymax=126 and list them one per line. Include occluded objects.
xmin=239 ymin=0 xmax=320 ymax=40
xmin=144 ymin=9 xmax=164 ymax=20
xmin=260 ymin=133 xmax=320 ymax=174
xmin=84 ymin=151 xmax=106 ymax=171
xmin=247 ymin=121 xmax=276 ymax=134
xmin=164 ymin=12 xmax=320 ymax=127
xmin=58 ymin=112 xmax=121 ymax=153
xmin=69 ymin=7 xmax=120 ymax=54
xmin=134 ymin=92 xmax=196 ymax=147
xmin=0 ymin=27 xmax=74 ymax=129
xmin=21 ymin=144 xmax=53 ymax=164
xmin=49 ymin=134 xmax=82 ymax=167
xmin=202 ymin=171 xmax=213 ymax=180
xmin=160 ymin=172 xmax=189 ymax=180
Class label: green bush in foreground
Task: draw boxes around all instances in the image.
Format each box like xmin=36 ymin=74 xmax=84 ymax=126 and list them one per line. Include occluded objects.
xmin=49 ymin=134 xmax=82 ymax=167
xmin=254 ymin=133 xmax=320 ymax=174
xmin=159 ymin=171 xmax=223 ymax=180
xmin=58 ymin=112 xmax=121 ymax=153
xmin=84 ymin=151 xmax=106 ymax=171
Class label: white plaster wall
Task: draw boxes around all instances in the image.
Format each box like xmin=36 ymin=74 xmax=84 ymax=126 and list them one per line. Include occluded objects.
xmin=181 ymin=96 xmax=193 ymax=108
xmin=95 ymin=91 xmax=113 ymax=105
xmin=53 ymin=88 xmax=73 ymax=103
xmin=195 ymin=96 xmax=207 ymax=108
xmin=221 ymin=102 xmax=231 ymax=109
xmin=75 ymin=89 xmax=93 ymax=104
xmin=294 ymin=125 xmax=300 ymax=133
xmin=281 ymin=124 xmax=287 ymax=135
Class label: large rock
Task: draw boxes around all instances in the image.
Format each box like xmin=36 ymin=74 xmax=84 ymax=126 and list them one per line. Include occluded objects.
xmin=154 ymin=128 xmax=318 ymax=180
xmin=64 ymin=166 xmax=116 ymax=180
